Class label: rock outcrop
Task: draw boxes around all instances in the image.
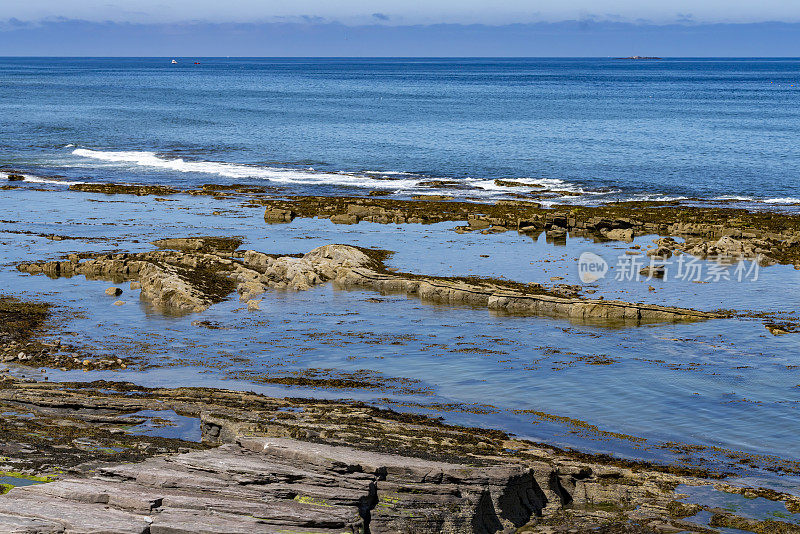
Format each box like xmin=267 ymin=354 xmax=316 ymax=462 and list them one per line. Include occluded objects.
xmin=0 ymin=438 xmax=557 ymax=533
xmin=53 ymin=187 xmax=800 ymax=266
xmin=151 ymin=236 xmax=243 ymax=254
xmin=17 ymin=242 xmax=721 ymax=324
xmin=0 ymin=378 xmax=772 ymax=534
xmin=251 ymin=196 xmax=800 ymax=267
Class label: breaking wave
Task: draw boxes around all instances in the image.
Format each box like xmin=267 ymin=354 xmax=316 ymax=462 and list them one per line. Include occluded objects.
xmin=70 ymin=148 xmax=603 ymax=200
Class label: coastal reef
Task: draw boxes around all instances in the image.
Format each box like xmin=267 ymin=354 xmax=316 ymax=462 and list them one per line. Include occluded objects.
xmin=62 ymin=185 xmax=800 ymax=267
xmin=255 ymin=196 xmax=800 ymax=267
xmin=16 ymin=238 xmax=721 ymax=324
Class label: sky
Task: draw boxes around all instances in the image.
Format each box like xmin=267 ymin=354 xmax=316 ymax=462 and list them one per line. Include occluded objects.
xmin=2 ymin=0 xmax=800 ymax=25
xmin=1 ymin=1 xmax=800 ymax=56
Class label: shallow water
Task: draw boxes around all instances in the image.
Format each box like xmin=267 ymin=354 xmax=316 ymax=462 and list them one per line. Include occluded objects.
xmin=0 ymin=476 xmax=43 ymax=488
xmin=678 ymin=484 xmax=800 ymax=530
xmin=2 ymin=186 xmax=799 ymax=491
xmin=123 ymin=410 xmax=202 ymax=442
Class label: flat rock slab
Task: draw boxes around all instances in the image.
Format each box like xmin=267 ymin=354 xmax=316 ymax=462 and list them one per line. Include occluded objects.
xmin=0 ymin=438 xmax=555 ymax=533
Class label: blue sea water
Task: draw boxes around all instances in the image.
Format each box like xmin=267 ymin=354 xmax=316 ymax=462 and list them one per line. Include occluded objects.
xmin=1 ymin=57 xmax=799 ymax=204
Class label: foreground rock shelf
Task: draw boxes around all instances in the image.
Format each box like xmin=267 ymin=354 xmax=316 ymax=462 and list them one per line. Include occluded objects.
xmin=16 ymin=239 xmax=722 ymax=325
xmin=0 ymin=438 xmax=550 ymax=533
xmin=1 ymin=378 xmax=799 ymax=533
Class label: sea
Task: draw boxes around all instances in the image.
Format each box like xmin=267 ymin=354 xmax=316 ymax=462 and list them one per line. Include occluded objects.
xmin=1 ymin=57 xmax=799 ymax=207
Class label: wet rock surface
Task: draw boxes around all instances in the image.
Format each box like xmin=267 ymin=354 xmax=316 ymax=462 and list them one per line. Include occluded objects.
xmin=56 ymin=185 xmax=800 ymax=266
xmin=57 ymin=183 xmax=800 ymax=265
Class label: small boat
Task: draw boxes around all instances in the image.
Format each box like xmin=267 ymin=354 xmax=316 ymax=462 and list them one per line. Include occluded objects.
xmin=171 ymin=59 xmax=178 ymax=64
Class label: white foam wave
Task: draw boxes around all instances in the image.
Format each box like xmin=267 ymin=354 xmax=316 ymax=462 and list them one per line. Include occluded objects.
xmin=72 ymin=148 xmax=604 ymax=200
xmin=620 ymin=194 xmax=689 ymax=202
xmin=363 ymin=170 xmax=417 ymax=177
xmin=1 ymin=172 xmax=85 ymax=185
xmin=471 ymin=177 xmax=575 ymax=191
xmin=72 ymin=149 xmax=423 ymax=190
xmin=81 ymin=148 xmax=799 ymax=208
xmin=759 ymin=197 xmax=800 ymax=204
xmin=711 ymin=195 xmax=800 ymax=205
xmin=713 ymin=195 xmax=754 ymax=201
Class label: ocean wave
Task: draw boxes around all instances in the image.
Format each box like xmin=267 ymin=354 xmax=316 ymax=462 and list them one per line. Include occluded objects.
xmin=759 ymin=197 xmax=800 ymax=204
xmin=72 ymin=148 xmax=426 ymax=190
xmin=71 ymin=148 xmax=605 ymax=199
xmin=1 ymin=172 xmax=85 ymax=185
xmin=711 ymin=195 xmax=800 ymax=205
xmin=617 ymin=194 xmax=690 ymax=202
xmin=712 ymin=195 xmax=754 ymax=201
xmin=471 ymin=177 xmax=575 ymax=191
xmin=70 ymin=148 xmax=796 ymax=207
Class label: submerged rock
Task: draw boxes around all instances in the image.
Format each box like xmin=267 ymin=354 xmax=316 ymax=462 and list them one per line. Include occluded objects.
xmin=151 ymin=236 xmax=243 ymax=254
xmin=640 ymin=266 xmax=666 ymax=278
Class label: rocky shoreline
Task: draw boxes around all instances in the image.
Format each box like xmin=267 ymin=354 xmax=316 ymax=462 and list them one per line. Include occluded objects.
xmin=53 ymin=183 xmax=800 ymax=265
xmin=0 ymin=290 xmax=798 ymax=533
xmin=2 ymin=376 xmax=799 ymax=533
xmin=2 ymin=187 xmax=799 ymax=532
xmin=257 ymin=196 xmax=800 ymax=267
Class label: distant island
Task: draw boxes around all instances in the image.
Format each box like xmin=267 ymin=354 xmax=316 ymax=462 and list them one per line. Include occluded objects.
xmin=615 ymin=55 xmax=663 ymax=59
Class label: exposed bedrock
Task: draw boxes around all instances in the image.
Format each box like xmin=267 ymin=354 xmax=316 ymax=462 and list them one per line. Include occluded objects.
xmin=334 ymin=267 xmax=718 ymax=324
xmin=0 ymin=379 xmax=726 ymax=534
xmin=17 ymin=240 xmax=722 ymax=324
xmin=0 ymin=440 xmax=555 ymax=533
xmin=256 ymin=197 xmax=800 ymax=267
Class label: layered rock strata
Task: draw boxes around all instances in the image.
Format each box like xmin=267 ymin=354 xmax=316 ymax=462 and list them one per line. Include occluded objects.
xmin=16 ymin=240 xmax=721 ymax=324
xmin=2 ymin=378 xmax=784 ymax=534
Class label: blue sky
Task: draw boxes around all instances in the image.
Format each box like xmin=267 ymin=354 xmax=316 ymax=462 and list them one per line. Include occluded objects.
xmin=3 ymin=0 xmax=800 ymax=25
xmin=2 ymin=1 xmax=800 ymax=55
